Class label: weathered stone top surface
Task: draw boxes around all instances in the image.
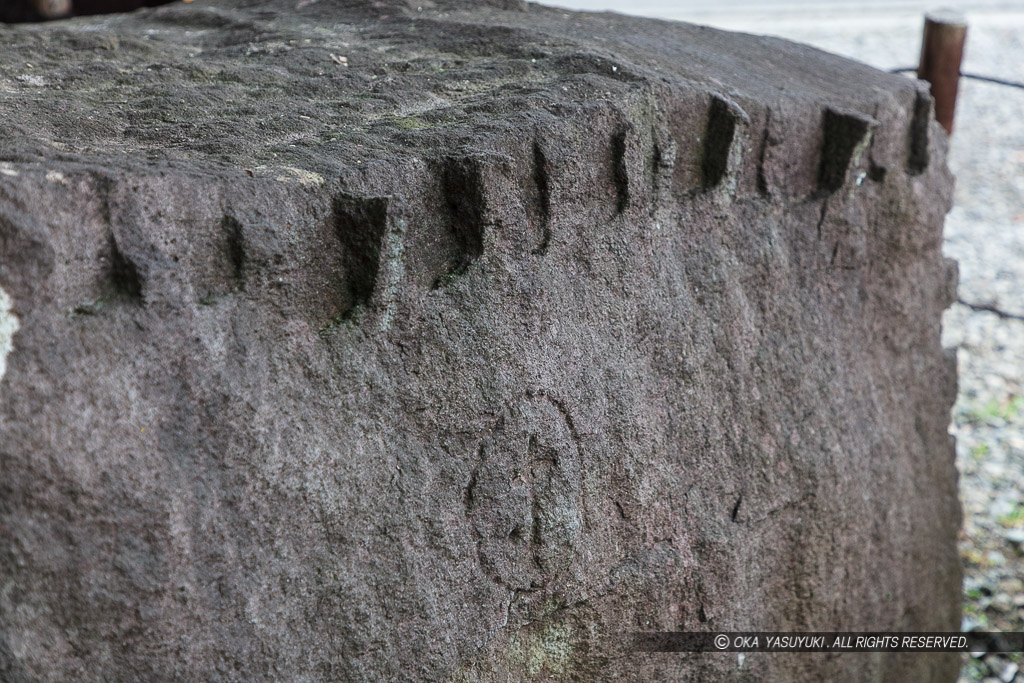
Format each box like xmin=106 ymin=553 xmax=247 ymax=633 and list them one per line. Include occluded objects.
xmin=1 ymin=0 xmax=920 ymax=179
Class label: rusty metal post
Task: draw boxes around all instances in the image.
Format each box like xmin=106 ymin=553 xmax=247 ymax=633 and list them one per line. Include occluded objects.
xmin=30 ymin=0 xmax=72 ymax=19
xmin=917 ymin=10 xmax=967 ymax=135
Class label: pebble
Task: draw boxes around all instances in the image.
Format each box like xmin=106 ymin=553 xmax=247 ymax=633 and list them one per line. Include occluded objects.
xmin=986 ymin=551 xmax=1007 ymax=568
xmin=1003 ymin=529 xmax=1024 ymax=546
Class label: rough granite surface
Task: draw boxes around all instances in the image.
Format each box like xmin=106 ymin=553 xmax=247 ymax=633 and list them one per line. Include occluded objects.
xmin=0 ymin=0 xmax=961 ymax=680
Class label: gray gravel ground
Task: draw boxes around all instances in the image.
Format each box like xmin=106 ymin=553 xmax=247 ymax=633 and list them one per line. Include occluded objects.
xmin=541 ymin=4 xmax=1024 ymax=679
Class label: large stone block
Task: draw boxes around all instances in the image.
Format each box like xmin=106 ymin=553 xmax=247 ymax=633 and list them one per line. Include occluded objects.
xmin=0 ymin=1 xmax=960 ymax=680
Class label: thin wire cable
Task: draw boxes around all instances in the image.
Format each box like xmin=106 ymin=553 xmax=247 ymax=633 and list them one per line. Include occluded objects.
xmin=889 ymin=67 xmax=1024 ymax=90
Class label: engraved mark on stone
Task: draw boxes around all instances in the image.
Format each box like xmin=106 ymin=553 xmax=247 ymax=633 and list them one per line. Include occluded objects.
xmin=466 ymin=394 xmax=584 ymax=590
